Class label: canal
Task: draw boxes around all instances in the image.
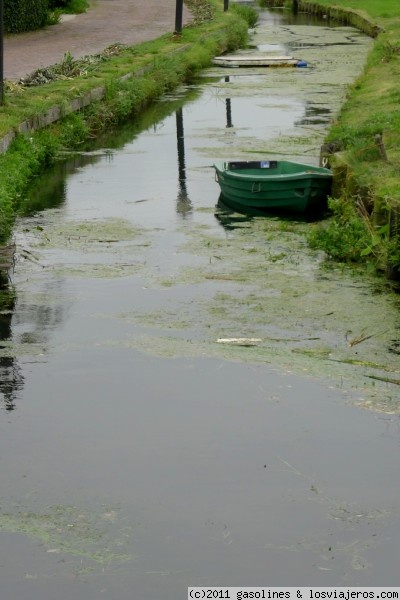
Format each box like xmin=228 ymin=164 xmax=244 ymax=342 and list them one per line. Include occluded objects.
xmin=1 ymin=7 xmax=399 ymax=598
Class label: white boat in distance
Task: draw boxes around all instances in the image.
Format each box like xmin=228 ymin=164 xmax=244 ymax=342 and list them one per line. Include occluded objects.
xmin=212 ymin=54 xmax=307 ymax=68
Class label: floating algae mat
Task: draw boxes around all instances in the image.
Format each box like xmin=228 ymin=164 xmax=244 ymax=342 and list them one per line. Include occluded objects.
xmin=199 ymin=23 xmax=373 ymax=162
xmin=0 ymin=501 xmax=134 ymax=578
xmin=16 ymin=206 xmax=399 ymax=412
xmin=107 ymin=214 xmax=400 ymax=413
xmin=9 ymin=15 xmax=397 ymax=413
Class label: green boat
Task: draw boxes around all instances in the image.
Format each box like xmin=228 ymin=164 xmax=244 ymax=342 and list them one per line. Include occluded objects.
xmin=213 ymin=160 xmax=333 ymax=214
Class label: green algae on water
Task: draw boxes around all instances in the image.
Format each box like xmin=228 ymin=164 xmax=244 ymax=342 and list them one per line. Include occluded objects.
xmin=0 ymin=503 xmax=134 ymax=570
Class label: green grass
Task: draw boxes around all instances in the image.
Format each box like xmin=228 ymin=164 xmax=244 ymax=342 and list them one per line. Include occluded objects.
xmin=62 ymin=0 xmax=88 ymax=14
xmin=301 ymin=0 xmax=400 ymax=24
xmin=230 ymin=3 xmax=259 ymax=28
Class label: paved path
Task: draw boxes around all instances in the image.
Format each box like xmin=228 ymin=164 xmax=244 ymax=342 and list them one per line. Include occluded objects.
xmin=4 ymin=0 xmax=192 ymax=81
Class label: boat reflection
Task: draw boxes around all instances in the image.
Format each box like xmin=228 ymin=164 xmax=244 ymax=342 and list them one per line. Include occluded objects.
xmin=214 ymin=195 xmax=265 ymax=231
xmin=215 ymin=194 xmax=327 ymax=231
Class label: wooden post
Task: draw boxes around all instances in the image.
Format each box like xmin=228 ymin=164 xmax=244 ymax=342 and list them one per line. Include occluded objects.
xmin=293 ymin=0 xmax=299 ymax=14
xmin=375 ymin=133 xmax=388 ymax=161
xmin=174 ymin=0 xmax=184 ymax=34
xmin=224 ymin=0 xmax=229 ymax=11
xmin=0 ymin=0 xmax=4 ymax=106
xmin=319 ymin=141 xmax=340 ymax=169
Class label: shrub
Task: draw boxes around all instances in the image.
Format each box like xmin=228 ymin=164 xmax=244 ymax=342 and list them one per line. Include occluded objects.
xmin=307 ymin=197 xmax=372 ymax=263
xmin=48 ymin=0 xmax=88 ymax=12
xmin=4 ymin=0 xmax=49 ymax=33
xmin=48 ymin=0 xmax=69 ymax=7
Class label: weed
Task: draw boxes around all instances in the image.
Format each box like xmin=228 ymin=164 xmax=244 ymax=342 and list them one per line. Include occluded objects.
xmin=307 ymin=197 xmax=374 ymax=263
xmin=308 ymin=193 xmax=400 ymax=275
xmin=230 ymin=3 xmax=259 ymax=28
xmin=46 ymin=9 xmax=62 ymax=26
xmin=380 ymin=40 xmax=400 ymax=62
xmin=63 ymin=0 xmax=88 ymax=14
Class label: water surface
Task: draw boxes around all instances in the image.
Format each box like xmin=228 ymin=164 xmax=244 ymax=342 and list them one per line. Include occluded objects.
xmin=1 ymin=8 xmax=399 ymax=598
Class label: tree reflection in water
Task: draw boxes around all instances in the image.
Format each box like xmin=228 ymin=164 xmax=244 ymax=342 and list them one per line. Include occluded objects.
xmin=0 ymin=271 xmax=23 ymax=411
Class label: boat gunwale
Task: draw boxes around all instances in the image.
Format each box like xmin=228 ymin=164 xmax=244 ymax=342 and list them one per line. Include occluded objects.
xmin=214 ymin=162 xmax=333 ymax=181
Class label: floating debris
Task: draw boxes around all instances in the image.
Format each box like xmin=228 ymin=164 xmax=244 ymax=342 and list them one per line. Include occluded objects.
xmin=7 ymin=45 xmax=127 ymax=90
xmin=367 ymin=375 xmax=400 ymax=386
xmin=346 ymin=328 xmax=389 ymax=347
xmin=216 ymin=337 xmax=262 ymax=346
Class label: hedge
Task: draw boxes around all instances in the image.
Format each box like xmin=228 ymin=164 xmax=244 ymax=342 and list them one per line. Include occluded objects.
xmin=4 ymin=0 xmax=49 ymax=33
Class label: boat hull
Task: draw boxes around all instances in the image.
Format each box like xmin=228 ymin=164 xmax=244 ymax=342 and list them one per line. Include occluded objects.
xmin=213 ymin=160 xmax=332 ymax=214
xmin=212 ymin=54 xmax=303 ymax=68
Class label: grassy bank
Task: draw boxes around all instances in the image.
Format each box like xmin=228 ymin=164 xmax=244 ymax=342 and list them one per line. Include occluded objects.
xmin=0 ymin=0 xmax=252 ymax=244
xmin=266 ymin=0 xmax=400 ymax=278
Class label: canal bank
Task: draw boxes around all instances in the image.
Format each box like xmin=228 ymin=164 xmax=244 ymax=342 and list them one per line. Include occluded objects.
xmin=0 ymin=0 xmax=251 ymax=243
xmin=264 ymin=0 xmax=400 ymax=279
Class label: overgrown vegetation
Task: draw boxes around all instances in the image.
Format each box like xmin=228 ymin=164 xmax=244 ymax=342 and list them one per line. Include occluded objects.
xmin=230 ymin=3 xmax=259 ymax=29
xmin=4 ymin=0 xmax=49 ymax=33
xmin=4 ymin=0 xmax=88 ymax=32
xmin=49 ymin=0 xmax=87 ymax=11
xmin=265 ymin=0 xmax=400 ymax=279
xmin=308 ymin=198 xmax=383 ymax=263
xmin=308 ymin=195 xmax=400 ymax=275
